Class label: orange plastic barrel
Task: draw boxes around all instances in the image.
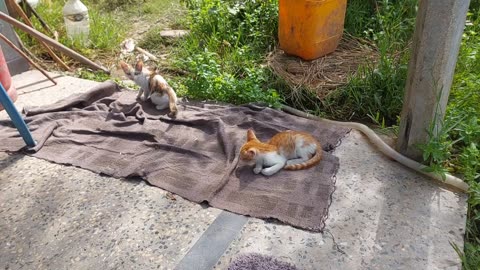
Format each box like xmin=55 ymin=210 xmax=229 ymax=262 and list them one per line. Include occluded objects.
xmin=278 ymin=0 xmax=347 ymax=60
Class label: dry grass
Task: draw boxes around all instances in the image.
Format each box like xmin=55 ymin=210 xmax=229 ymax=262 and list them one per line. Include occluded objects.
xmin=267 ymin=33 xmax=378 ymax=100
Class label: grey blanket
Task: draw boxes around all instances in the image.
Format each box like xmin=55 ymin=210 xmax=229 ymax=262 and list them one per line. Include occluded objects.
xmin=0 ymin=82 xmax=350 ymax=231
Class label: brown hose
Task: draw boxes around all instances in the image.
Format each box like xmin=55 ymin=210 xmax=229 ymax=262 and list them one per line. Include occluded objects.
xmin=281 ymin=104 xmax=469 ymax=193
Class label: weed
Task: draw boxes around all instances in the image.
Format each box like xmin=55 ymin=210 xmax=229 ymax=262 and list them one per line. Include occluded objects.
xmin=18 ymin=0 xmax=125 ymax=58
xmin=122 ymin=0 xmax=187 ymax=29
xmin=419 ymin=4 xmax=480 ymax=268
xmin=173 ymin=0 xmax=281 ymax=106
xmin=298 ymin=0 xmax=416 ymax=125
xmin=97 ymin=0 xmax=145 ymax=11
xmin=176 ymin=49 xmax=281 ymax=106
xmin=75 ymin=68 xmax=111 ymax=82
xmin=138 ymin=26 xmax=166 ymax=51
xmin=344 ymin=0 xmax=376 ymax=38
xmin=330 ymin=54 xmax=408 ymax=124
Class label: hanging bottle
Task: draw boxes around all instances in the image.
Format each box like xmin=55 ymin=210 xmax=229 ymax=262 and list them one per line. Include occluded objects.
xmin=63 ymin=0 xmax=90 ymax=44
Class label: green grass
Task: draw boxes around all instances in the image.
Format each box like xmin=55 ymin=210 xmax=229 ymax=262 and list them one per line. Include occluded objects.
xmin=118 ymin=0 xmax=187 ymax=30
xmin=317 ymin=0 xmax=417 ymax=124
xmin=170 ymin=0 xmax=282 ymax=106
xmin=17 ymin=0 xmax=126 ymax=60
xmin=16 ymin=0 xmax=183 ymax=69
xmin=342 ymin=1 xmax=480 ymax=267
xmin=137 ymin=26 xmax=166 ymax=52
xmin=74 ymin=68 xmax=111 ymax=81
xmin=421 ymin=7 xmax=480 ymax=268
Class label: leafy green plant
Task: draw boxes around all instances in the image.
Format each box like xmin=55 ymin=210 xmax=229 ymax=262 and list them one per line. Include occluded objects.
xmin=182 ymin=0 xmax=278 ymax=53
xmin=75 ymin=69 xmax=111 ymax=82
xmin=177 ymin=49 xmax=281 ymax=106
xmin=459 ymin=142 xmax=480 ymax=182
xmin=173 ymin=0 xmax=281 ymax=106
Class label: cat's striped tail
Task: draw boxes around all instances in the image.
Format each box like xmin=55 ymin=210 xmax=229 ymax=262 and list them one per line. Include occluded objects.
xmin=284 ymin=143 xmax=323 ymax=170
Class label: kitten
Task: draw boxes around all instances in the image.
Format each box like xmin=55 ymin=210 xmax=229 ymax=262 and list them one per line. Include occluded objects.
xmin=120 ymin=60 xmax=178 ymax=117
xmin=239 ymin=129 xmax=323 ymax=176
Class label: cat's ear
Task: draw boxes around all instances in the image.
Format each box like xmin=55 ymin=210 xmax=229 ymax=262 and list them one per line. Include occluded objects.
xmin=246 ymin=148 xmax=256 ymax=159
xmin=135 ymin=60 xmax=143 ymax=73
xmin=119 ymin=61 xmax=130 ymax=74
xmin=247 ymin=129 xmax=258 ymax=141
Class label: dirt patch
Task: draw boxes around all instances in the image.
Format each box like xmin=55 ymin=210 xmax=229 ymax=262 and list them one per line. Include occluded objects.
xmin=268 ymin=34 xmax=378 ymax=100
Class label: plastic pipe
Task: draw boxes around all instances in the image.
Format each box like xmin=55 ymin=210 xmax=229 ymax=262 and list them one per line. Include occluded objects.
xmin=0 ymin=82 xmax=36 ymax=147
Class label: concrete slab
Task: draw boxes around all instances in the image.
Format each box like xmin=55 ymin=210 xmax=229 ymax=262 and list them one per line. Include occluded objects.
xmin=175 ymin=212 xmax=247 ymax=270
xmin=0 ymin=154 xmax=220 ymax=270
xmin=160 ymin=30 xmax=190 ymax=38
xmin=0 ymin=70 xmax=468 ymax=270
xmin=0 ymin=70 xmax=222 ymax=270
xmin=214 ymin=131 xmax=468 ymax=270
xmin=1 ymin=70 xmax=99 ymax=120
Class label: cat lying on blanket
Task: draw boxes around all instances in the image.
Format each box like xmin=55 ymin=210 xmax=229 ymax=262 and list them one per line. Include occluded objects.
xmin=239 ymin=129 xmax=323 ymax=176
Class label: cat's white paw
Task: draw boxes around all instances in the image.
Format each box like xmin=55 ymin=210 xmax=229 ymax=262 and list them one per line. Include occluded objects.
xmin=261 ymin=168 xmax=276 ymax=176
xmin=253 ymin=167 xmax=262 ymax=174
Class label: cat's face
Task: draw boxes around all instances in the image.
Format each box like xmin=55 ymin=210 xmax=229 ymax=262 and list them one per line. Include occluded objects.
xmin=120 ymin=60 xmax=144 ymax=81
xmin=240 ymin=144 xmax=257 ymax=161
xmin=239 ymin=129 xmax=259 ymax=161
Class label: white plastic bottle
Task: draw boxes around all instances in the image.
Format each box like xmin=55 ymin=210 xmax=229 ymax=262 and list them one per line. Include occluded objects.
xmin=63 ymin=0 xmax=90 ymax=44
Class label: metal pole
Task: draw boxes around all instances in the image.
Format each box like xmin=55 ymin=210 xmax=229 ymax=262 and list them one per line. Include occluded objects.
xmin=0 ymin=82 xmax=36 ymax=147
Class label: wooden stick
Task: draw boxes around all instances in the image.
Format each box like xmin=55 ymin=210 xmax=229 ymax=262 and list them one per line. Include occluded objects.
xmin=6 ymin=0 xmax=71 ymax=71
xmin=136 ymin=46 xmax=158 ymax=61
xmin=21 ymin=0 xmax=56 ymax=38
xmin=0 ymin=33 xmax=57 ymax=85
xmin=22 ymin=0 xmax=59 ymax=40
xmin=0 ymin=11 xmax=110 ymax=74
xmin=13 ymin=31 xmax=50 ymax=70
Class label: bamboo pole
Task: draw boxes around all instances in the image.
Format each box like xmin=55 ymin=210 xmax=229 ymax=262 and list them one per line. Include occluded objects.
xmin=13 ymin=31 xmax=50 ymax=70
xmin=7 ymin=0 xmax=71 ymax=71
xmin=22 ymin=0 xmax=56 ymax=38
xmin=0 ymin=33 xmax=57 ymax=85
xmin=0 ymin=11 xmax=110 ymax=74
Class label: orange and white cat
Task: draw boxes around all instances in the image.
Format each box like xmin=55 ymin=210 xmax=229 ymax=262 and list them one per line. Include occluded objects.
xmin=239 ymin=129 xmax=323 ymax=176
xmin=120 ymin=60 xmax=178 ymax=116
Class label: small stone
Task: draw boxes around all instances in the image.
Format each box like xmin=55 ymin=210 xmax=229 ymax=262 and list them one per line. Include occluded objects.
xmin=160 ymin=30 xmax=189 ymax=38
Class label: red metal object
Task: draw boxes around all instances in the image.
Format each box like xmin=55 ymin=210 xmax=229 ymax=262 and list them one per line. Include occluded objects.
xmin=0 ymin=45 xmax=18 ymax=111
